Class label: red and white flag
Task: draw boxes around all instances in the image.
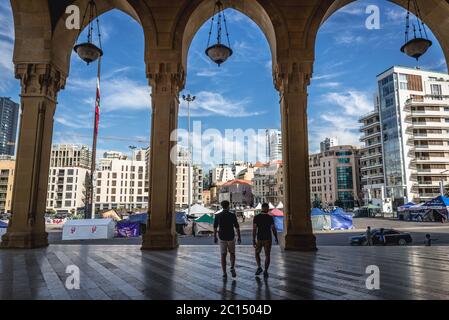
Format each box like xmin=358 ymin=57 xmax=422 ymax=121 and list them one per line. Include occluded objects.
xmin=94 ymin=77 xmax=100 ymax=135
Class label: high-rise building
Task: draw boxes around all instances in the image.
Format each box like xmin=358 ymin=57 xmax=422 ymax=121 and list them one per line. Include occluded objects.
xmin=0 ymin=156 xmax=15 ymax=214
xmin=174 ymin=149 xmax=203 ymax=208
xmin=362 ymin=66 xmax=449 ymax=207
xmin=359 ymin=99 xmax=392 ymax=212
xmin=95 ymin=149 xmax=148 ymax=211
xmin=0 ymin=98 xmax=19 ymax=156
xmin=320 ymin=137 xmax=339 ymax=153
xmin=47 ymin=144 xmax=91 ymax=214
xmin=309 ymin=145 xmax=362 ymax=209
xmin=266 ymin=129 xmax=282 ymax=162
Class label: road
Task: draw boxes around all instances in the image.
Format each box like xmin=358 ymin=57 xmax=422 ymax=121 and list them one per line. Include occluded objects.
xmin=46 ymin=218 xmax=449 ymax=246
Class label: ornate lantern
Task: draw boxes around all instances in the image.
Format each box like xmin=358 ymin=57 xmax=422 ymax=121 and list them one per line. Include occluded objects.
xmin=205 ymin=1 xmax=233 ymax=66
xmin=400 ymin=0 xmax=432 ymax=60
xmin=73 ymin=0 xmax=103 ymax=65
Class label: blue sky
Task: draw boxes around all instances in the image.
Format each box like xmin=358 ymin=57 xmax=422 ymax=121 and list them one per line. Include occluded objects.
xmin=0 ymin=0 xmax=447 ymax=161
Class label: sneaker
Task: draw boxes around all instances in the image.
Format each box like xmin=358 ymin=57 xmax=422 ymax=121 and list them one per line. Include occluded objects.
xmin=230 ymin=268 xmax=237 ymax=278
xmin=222 ymin=273 xmax=227 ymax=279
xmin=255 ymin=267 xmax=263 ymax=276
xmin=263 ymin=271 xmax=269 ymax=278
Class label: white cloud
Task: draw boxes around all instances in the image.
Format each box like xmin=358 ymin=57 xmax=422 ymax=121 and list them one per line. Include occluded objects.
xmin=334 ymin=33 xmax=365 ymax=45
xmin=322 ymin=90 xmax=373 ymax=116
xmin=308 ymin=90 xmax=374 ymax=152
xmin=67 ymin=75 xmax=151 ymax=112
xmin=316 ymin=81 xmax=341 ymax=88
xmin=179 ymin=91 xmax=263 ymax=118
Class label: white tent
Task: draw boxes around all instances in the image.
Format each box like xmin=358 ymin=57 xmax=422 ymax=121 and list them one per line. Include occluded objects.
xmin=268 ymin=202 xmax=275 ymax=209
xmin=185 ymin=204 xmax=214 ymax=218
xmin=276 ymin=202 xmax=284 ymax=209
xmin=62 ymin=218 xmax=115 ymax=240
xmin=254 ymin=203 xmax=262 ymax=210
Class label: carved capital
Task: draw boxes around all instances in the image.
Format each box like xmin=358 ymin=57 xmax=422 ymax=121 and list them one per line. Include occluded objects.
xmin=274 ymin=61 xmax=313 ymax=94
xmin=147 ymin=61 xmax=185 ymax=95
xmin=15 ymin=63 xmax=66 ymax=101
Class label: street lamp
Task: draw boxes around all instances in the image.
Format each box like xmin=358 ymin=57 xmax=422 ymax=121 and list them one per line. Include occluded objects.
xmin=440 ymin=170 xmax=449 ymax=196
xmin=182 ymin=94 xmax=196 ymax=215
xmin=400 ymin=0 xmax=432 ymax=60
xmin=129 ymin=145 xmax=137 ymax=212
xmin=205 ymin=1 xmax=233 ymax=66
xmin=73 ymin=0 xmax=103 ymax=65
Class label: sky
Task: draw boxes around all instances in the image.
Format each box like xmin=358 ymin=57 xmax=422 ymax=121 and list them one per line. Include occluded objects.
xmin=0 ymin=0 xmax=447 ymax=165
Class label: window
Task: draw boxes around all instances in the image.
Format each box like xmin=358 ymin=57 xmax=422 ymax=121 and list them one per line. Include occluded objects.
xmin=430 ymin=84 xmax=442 ymax=98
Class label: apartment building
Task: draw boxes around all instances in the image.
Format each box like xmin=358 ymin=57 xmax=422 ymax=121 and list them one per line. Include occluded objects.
xmin=266 ymin=129 xmax=282 ymax=162
xmin=0 ymin=156 xmax=15 ymax=214
xmin=359 ymin=101 xmax=391 ymax=212
xmin=363 ymin=66 xmax=449 ymax=207
xmin=46 ymin=145 xmax=91 ymax=214
xmin=252 ymin=161 xmax=282 ymax=205
xmin=95 ymin=150 xmax=148 ymax=211
xmin=174 ymin=149 xmax=203 ymax=208
xmin=309 ymin=145 xmax=362 ymax=209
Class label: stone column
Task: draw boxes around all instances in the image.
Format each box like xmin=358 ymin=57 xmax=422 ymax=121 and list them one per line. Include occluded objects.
xmin=1 ymin=63 xmax=65 ymax=249
xmin=141 ymin=61 xmax=184 ymax=250
xmin=276 ymin=61 xmax=317 ymax=251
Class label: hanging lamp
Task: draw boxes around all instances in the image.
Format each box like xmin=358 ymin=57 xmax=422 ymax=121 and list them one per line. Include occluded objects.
xmin=205 ymin=1 xmax=233 ymax=66
xmin=73 ymin=0 xmax=103 ymax=65
xmin=400 ymin=0 xmax=432 ymax=61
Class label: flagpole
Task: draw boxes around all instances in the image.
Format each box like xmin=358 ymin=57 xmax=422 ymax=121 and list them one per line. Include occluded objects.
xmin=90 ymin=55 xmax=101 ymax=219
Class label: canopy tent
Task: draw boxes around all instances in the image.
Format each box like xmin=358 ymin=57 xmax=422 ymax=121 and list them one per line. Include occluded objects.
xmin=398 ymin=202 xmax=416 ymax=212
xmin=193 ymin=214 xmax=215 ymax=235
xmin=127 ymin=213 xmax=148 ymax=225
xmin=101 ymin=209 xmax=122 ymax=221
xmin=269 ymin=209 xmax=284 ymax=232
xmin=0 ymin=220 xmax=7 ymax=241
xmin=422 ymin=195 xmax=449 ymax=222
xmin=185 ymin=204 xmax=214 ymax=217
xmin=311 ymin=208 xmax=331 ymax=231
xmin=330 ymin=208 xmax=353 ymax=230
xmin=254 ymin=203 xmax=262 ymax=210
xmin=176 ymin=211 xmax=188 ymax=225
xmin=268 ymin=202 xmax=275 ymax=209
xmin=276 ymin=202 xmax=284 ymax=209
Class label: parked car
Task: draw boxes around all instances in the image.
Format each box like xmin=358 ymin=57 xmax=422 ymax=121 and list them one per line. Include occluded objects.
xmin=350 ymin=229 xmax=412 ymax=246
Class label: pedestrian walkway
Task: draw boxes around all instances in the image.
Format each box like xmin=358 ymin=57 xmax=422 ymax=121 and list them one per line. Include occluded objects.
xmin=1 ymin=245 xmax=449 ymax=300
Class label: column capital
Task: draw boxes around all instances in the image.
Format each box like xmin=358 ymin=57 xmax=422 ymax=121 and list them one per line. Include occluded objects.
xmin=15 ymin=63 xmax=66 ymax=102
xmin=146 ymin=61 xmax=185 ymax=95
xmin=274 ymin=60 xmax=313 ymax=94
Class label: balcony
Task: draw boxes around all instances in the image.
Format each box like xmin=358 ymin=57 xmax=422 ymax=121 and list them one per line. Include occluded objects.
xmin=359 ymin=121 xmax=380 ymax=131
xmin=404 ymin=96 xmax=449 ymax=108
xmin=359 ymin=131 xmax=381 ymax=142
xmin=411 ymin=157 xmax=449 ymax=164
xmin=358 ymin=110 xmax=379 ymax=122
xmin=361 ymin=162 xmax=383 ymax=170
xmin=360 ymin=152 xmax=382 ymax=161
xmin=362 ymin=173 xmax=385 ymax=180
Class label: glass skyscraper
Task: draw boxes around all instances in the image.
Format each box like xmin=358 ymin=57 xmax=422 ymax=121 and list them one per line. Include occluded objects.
xmin=0 ymin=98 xmax=19 ymax=156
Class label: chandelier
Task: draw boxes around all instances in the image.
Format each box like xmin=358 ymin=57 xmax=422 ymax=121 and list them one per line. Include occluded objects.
xmin=73 ymin=0 xmax=103 ymax=65
xmin=400 ymin=0 xmax=432 ymax=61
xmin=205 ymin=1 xmax=233 ymax=66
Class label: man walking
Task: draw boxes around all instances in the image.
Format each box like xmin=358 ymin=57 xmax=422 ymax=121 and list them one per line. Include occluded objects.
xmin=366 ymin=226 xmax=373 ymax=246
xmin=214 ymin=200 xmax=241 ymax=278
xmin=253 ymin=203 xmax=279 ymax=278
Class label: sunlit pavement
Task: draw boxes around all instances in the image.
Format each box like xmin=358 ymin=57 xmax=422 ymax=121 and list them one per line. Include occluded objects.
xmin=1 ymin=245 xmax=449 ymax=300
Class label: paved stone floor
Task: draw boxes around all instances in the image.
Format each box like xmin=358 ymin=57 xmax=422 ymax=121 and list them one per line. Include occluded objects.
xmin=1 ymin=245 xmax=449 ymax=300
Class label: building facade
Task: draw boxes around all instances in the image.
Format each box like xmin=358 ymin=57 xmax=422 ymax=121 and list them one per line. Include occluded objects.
xmin=218 ymin=179 xmax=253 ymax=208
xmin=359 ymin=100 xmax=392 ymax=212
xmin=95 ymin=150 xmax=148 ymax=212
xmin=266 ymin=129 xmax=282 ymax=162
xmin=309 ymin=145 xmax=362 ymax=209
xmin=363 ymin=66 xmax=449 ymax=207
xmin=0 ymin=98 xmax=19 ymax=156
xmin=320 ymin=137 xmax=339 ymax=153
xmin=252 ymin=161 xmax=282 ymax=205
xmin=0 ymin=156 xmax=15 ymax=214
xmin=174 ymin=149 xmax=203 ymax=208
xmin=46 ymin=145 xmax=91 ymax=214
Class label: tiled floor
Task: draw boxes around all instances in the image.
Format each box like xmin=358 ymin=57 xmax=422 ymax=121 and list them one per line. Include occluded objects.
xmin=1 ymin=245 xmax=449 ymax=300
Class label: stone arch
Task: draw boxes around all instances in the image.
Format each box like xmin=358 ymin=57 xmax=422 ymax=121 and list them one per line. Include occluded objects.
xmin=172 ymin=0 xmax=289 ymax=79
xmin=10 ymin=0 xmax=54 ymax=64
xmin=304 ymin=0 xmax=449 ymax=71
xmin=50 ymin=0 xmax=157 ymax=76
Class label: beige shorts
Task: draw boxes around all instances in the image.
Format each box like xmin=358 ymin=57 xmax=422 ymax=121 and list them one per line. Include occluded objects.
xmin=220 ymin=240 xmax=236 ymax=255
